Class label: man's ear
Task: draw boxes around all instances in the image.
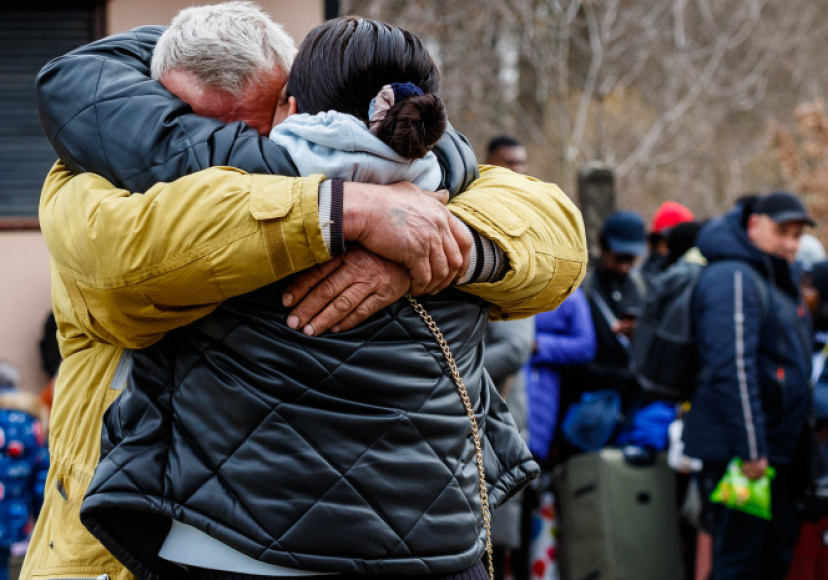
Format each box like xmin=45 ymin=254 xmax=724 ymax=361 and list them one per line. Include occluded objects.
xmin=288 ymin=96 xmax=298 ymax=117
xmin=746 ymin=213 xmax=761 ymax=242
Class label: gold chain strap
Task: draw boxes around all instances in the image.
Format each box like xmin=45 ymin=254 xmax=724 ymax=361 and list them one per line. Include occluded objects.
xmin=404 ymin=293 xmax=494 ymax=580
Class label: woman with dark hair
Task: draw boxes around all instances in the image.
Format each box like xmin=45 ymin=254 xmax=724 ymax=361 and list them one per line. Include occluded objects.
xmin=275 ymin=16 xmax=447 ymax=163
xmin=266 ymin=17 xmax=449 ymax=193
xmin=79 ymin=17 xmax=542 ymax=580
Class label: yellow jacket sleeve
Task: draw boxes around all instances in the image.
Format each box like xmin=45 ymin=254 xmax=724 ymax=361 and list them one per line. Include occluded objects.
xmin=40 ymin=162 xmax=330 ymax=348
xmin=449 ymin=166 xmax=588 ymax=320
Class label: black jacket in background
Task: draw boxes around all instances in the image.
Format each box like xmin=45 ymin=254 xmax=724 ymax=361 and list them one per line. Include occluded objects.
xmin=560 ymin=269 xmax=643 ymax=412
xmin=683 ymin=209 xmax=811 ymax=465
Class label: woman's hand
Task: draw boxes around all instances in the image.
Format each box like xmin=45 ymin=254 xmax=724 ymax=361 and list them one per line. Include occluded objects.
xmin=282 ymin=245 xmax=411 ymax=336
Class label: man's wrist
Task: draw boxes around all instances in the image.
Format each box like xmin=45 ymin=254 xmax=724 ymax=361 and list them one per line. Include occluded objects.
xmin=318 ymin=180 xmax=345 ymax=256
xmin=456 ymin=222 xmax=509 ymax=285
xmin=341 ymin=181 xmax=374 ymax=243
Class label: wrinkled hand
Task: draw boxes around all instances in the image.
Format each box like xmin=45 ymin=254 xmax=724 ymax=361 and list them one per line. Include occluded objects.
xmin=741 ymin=457 xmax=769 ymax=480
xmin=282 ymin=245 xmax=411 ymax=336
xmin=343 ymin=182 xmax=471 ymax=295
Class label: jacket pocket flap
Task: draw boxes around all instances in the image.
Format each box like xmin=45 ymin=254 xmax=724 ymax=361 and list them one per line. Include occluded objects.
xmin=250 ymin=175 xmax=294 ymax=220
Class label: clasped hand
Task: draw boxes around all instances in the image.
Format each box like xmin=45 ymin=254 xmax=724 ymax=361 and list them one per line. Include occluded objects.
xmin=282 ymin=182 xmax=471 ymax=336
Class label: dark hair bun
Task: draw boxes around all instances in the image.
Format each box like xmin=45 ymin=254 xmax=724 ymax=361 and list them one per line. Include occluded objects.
xmin=375 ymin=94 xmax=447 ymax=159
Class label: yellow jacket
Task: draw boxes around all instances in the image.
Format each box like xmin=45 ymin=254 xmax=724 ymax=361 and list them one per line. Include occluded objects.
xmin=22 ymin=163 xmax=586 ymax=580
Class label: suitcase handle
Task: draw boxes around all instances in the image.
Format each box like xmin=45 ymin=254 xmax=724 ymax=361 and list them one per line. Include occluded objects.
xmin=574 ymin=483 xmax=596 ymax=498
xmin=623 ymin=445 xmax=657 ymax=467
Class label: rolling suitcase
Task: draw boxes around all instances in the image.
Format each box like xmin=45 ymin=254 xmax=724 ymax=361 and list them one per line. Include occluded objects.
xmin=556 ymin=449 xmax=684 ymax=580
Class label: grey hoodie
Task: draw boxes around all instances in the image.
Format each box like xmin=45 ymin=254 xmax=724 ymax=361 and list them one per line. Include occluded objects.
xmin=269 ymin=110 xmax=443 ymax=190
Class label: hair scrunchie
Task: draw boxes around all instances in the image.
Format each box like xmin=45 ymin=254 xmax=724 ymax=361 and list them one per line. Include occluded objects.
xmin=368 ymin=82 xmax=424 ymax=133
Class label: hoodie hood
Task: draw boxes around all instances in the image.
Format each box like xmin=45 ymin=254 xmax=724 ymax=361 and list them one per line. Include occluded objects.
xmin=275 ymin=112 xmax=405 ymax=160
xmin=697 ymin=207 xmax=800 ymax=299
xmin=268 ymin=111 xmax=443 ymax=191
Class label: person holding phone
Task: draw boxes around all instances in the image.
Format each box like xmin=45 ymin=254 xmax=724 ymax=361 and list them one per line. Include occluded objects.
xmin=552 ymin=212 xmax=647 ymax=460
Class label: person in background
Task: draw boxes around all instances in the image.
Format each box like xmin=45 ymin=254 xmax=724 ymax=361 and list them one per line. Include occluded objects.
xmin=563 ymin=211 xmax=647 ymax=443
xmin=810 ymin=260 xmax=828 ymax=459
xmin=526 ymin=289 xmax=597 ymax=464
xmin=37 ymin=313 xmax=60 ymax=411
xmin=483 ymin=133 xmax=535 ymax=580
xmin=519 ymin=290 xmax=596 ymax=580
xmin=685 ymin=192 xmax=814 ymax=580
xmin=0 ymin=367 xmax=18 ymax=395
xmin=798 ymin=237 xmax=828 ymax=380
xmin=0 ymin=363 xmax=48 ymax=580
xmin=485 ymin=135 xmax=528 ymax=174
xmin=665 ymin=221 xmax=705 ymax=268
xmin=641 ymin=201 xmax=694 ymax=287
xmin=484 ymin=319 xmax=535 ymax=580
xmin=617 ymin=221 xmax=706 ymax=456
xmin=797 ymin=233 xmax=826 ymax=273
xmin=615 ymin=222 xmax=706 ymax=454
xmin=805 ymin=260 xmax=828 ymax=349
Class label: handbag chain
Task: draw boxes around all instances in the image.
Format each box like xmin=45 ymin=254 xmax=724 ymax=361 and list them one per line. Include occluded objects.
xmin=404 ymin=294 xmax=494 ymax=580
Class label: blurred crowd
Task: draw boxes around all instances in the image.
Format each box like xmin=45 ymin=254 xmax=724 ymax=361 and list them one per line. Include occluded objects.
xmin=483 ymin=136 xmax=828 ymax=580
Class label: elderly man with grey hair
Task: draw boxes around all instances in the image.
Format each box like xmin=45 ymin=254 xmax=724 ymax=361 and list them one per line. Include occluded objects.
xmin=24 ymin=3 xmax=588 ymax=580
xmin=152 ymin=2 xmax=297 ymax=135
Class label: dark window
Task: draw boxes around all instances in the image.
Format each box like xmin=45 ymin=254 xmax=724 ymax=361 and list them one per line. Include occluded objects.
xmin=0 ymin=4 xmax=101 ymax=218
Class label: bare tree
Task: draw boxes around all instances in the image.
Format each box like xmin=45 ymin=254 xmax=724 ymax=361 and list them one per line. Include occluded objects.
xmin=341 ymin=0 xmax=828 ymax=219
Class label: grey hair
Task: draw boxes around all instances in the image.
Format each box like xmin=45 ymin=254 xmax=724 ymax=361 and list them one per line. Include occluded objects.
xmin=151 ymin=1 xmax=296 ymax=97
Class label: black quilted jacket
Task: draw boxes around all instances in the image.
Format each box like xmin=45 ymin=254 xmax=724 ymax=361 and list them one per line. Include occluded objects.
xmin=35 ymin=27 xmax=538 ymax=580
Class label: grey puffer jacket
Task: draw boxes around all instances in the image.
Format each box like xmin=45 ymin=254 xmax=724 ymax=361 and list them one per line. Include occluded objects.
xmin=34 ymin=26 xmax=539 ymax=580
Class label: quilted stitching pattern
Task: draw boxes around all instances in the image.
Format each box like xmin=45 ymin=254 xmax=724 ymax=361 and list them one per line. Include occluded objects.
xmin=82 ymin=284 xmax=538 ymax=576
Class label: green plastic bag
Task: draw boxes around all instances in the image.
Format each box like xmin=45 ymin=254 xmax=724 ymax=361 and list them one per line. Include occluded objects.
xmin=710 ymin=458 xmax=776 ymax=520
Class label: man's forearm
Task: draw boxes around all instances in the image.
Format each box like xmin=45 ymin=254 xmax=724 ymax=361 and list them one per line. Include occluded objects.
xmin=42 ymin=164 xmax=330 ymax=348
xmin=320 ymin=179 xmax=504 ymax=285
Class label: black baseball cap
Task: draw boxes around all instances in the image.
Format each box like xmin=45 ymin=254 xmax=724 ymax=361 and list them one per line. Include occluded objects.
xmin=755 ymin=192 xmax=815 ymax=226
xmin=600 ymin=211 xmax=647 ymax=257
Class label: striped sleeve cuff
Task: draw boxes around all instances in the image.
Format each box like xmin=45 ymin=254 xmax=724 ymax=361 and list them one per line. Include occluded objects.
xmin=318 ymin=180 xmax=345 ymax=256
xmin=456 ymin=221 xmax=509 ymax=285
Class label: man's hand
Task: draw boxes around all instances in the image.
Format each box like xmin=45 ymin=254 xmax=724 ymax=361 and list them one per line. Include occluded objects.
xmin=342 ymin=182 xmax=471 ymax=295
xmin=741 ymin=457 xmax=769 ymax=480
xmin=611 ymin=319 xmax=636 ymax=339
xmin=282 ymin=246 xmax=411 ymax=336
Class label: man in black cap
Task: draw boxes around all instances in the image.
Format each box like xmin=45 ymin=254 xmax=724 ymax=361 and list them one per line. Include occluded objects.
xmin=558 ymin=211 xmax=647 ymax=457
xmin=586 ymin=211 xmax=648 ymax=351
xmin=684 ymin=192 xmax=815 ymax=580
